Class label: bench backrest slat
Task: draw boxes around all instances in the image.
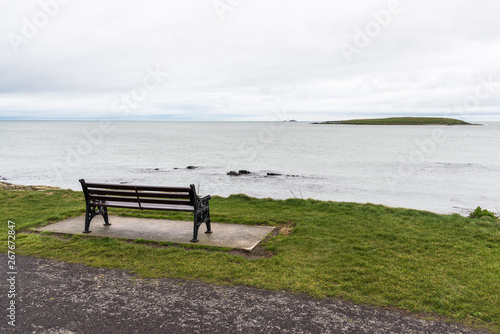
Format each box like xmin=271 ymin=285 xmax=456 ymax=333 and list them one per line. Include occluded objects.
xmin=89 ymin=194 xmax=192 ymax=206
xmin=85 ymin=182 xmax=191 ymax=193
xmin=87 ymin=189 xmax=191 ymax=200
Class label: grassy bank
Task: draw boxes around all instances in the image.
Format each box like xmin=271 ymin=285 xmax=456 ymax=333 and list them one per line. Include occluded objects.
xmin=1 ymin=188 xmax=499 ymax=332
xmin=314 ymin=117 xmax=474 ymax=125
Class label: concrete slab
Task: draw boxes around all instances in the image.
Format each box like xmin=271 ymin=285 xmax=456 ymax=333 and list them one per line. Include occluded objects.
xmin=35 ymin=215 xmax=275 ymax=251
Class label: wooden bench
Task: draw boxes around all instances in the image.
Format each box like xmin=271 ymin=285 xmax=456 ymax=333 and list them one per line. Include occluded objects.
xmin=79 ymin=179 xmax=212 ymax=242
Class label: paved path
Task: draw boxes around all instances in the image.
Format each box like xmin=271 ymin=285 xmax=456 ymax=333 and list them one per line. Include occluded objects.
xmin=1 ymin=255 xmax=489 ymax=334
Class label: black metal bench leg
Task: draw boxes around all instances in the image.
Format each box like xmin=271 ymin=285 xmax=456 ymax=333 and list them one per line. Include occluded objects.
xmin=101 ymin=207 xmax=111 ymax=226
xmin=205 ymin=220 xmax=212 ymax=234
xmin=191 ymin=224 xmax=199 ymax=243
xmin=83 ymin=204 xmax=92 ymax=233
xmin=191 ymin=212 xmax=200 ymax=242
xmin=205 ymin=210 xmax=212 ymax=234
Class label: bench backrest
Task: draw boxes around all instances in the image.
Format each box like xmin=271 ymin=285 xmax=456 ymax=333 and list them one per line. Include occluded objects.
xmin=79 ymin=179 xmax=196 ymax=208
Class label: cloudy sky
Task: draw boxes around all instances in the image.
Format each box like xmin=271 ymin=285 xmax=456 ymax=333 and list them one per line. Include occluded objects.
xmin=1 ymin=0 xmax=499 ymax=121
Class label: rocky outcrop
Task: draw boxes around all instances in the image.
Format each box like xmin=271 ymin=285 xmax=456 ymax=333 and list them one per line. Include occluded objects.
xmin=266 ymin=172 xmax=299 ymax=177
xmin=0 ymin=181 xmax=61 ymax=191
xmin=225 ymin=170 xmax=299 ymax=177
xmin=227 ymin=170 xmax=252 ymax=176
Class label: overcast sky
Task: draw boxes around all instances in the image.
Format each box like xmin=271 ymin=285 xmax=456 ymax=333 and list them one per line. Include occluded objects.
xmin=1 ymin=0 xmax=499 ymax=121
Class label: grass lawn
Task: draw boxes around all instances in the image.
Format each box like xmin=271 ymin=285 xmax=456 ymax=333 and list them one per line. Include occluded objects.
xmin=1 ymin=188 xmax=499 ymax=332
xmin=315 ymin=117 xmax=474 ymax=125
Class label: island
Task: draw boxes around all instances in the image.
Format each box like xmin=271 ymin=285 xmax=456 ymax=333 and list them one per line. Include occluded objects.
xmin=312 ymin=117 xmax=475 ymax=125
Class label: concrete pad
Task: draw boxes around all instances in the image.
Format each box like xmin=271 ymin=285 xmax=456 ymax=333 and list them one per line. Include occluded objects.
xmin=35 ymin=215 xmax=275 ymax=251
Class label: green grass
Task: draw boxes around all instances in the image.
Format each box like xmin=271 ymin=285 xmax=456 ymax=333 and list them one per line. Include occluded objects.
xmin=315 ymin=117 xmax=474 ymax=125
xmin=1 ymin=189 xmax=499 ymax=332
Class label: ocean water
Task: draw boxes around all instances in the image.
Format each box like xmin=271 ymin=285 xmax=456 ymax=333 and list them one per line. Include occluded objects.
xmin=1 ymin=120 xmax=499 ymax=215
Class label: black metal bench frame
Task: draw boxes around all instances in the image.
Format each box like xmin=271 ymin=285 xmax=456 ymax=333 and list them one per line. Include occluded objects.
xmin=79 ymin=179 xmax=212 ymax=242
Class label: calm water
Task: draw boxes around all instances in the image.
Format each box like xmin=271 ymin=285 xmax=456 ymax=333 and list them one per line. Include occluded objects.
xmin=1 ymin=121 xmax=499 ymax=215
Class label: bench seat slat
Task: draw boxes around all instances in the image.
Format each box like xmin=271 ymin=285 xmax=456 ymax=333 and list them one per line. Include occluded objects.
xmin=86 ymin=182 xmax=191 ymax=193
xmin=97 ymin=201 xmax=194 ymax=212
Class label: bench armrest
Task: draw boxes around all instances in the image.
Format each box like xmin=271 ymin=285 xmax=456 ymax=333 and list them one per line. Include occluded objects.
xmin=196 ymin=195 xmax=211 ymax=210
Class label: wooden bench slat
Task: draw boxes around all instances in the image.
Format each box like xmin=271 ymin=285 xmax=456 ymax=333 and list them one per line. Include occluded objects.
xmin=88 ymin=189 xmax=191 ymax=199
xmin=89 ymin=195 xmax=192 ymax=206
xmin=99 ymin=201 xmax=194 ymax=212
xmin=86 ymin=182 xmax=191 ymax=193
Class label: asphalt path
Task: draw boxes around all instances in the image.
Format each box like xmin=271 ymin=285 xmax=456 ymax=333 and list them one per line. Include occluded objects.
xmin=1 ymin=255 xmax=489 ymax=334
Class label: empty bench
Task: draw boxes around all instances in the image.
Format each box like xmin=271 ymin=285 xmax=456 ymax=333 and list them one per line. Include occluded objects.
xmin=79 ymin=179 xmax=212 ymax=242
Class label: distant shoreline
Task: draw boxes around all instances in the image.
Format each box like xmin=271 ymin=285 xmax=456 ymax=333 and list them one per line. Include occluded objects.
xmin=312 ymin=117 xmax=478 ymax=126
xmin=0 ymin=181 xmax=61 ymax=191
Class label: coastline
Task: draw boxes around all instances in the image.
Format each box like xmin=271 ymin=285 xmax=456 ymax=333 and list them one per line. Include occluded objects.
xmin=0 ymin=181 xmax=61 ymax=191
xmin=0 ymin=180 xmax=477 ymax=217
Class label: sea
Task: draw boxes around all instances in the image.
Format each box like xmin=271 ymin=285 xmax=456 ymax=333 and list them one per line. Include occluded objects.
xmin=1 ymin=120 xmax=499 ymax=215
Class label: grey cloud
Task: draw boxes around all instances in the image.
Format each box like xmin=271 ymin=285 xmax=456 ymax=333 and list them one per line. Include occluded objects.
xmin=0 ymin=0 xmax=499 ymax=121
